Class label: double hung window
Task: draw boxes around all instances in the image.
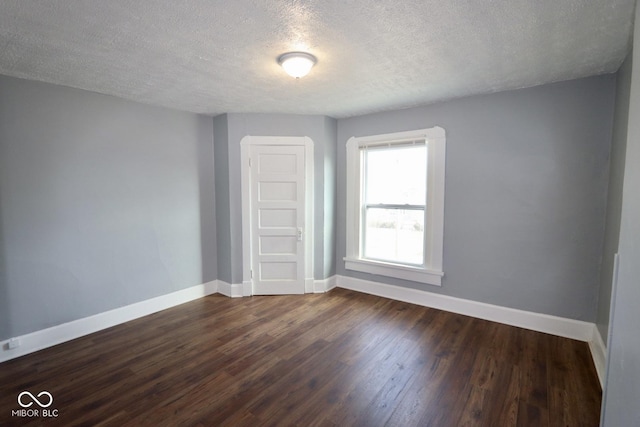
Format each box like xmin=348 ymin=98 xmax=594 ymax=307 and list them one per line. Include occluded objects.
xmin=345 ymin=127 xmax=446 ymax=285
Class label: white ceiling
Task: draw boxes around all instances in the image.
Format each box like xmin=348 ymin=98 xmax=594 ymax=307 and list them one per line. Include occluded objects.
xmin=0 ymin=1 xmax=635 ymax=118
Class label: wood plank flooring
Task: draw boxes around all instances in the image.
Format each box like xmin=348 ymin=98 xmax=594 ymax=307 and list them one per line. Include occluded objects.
xmin=0 ymin=288 xmax=601 ymax=426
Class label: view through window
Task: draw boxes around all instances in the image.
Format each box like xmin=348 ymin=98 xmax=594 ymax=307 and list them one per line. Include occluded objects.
xmin=362 ymin=144 xmax=427 ymax=266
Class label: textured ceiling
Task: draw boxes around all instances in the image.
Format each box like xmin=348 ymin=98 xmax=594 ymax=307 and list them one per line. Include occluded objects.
xmin=0 ymin=1 xmax=635 ymax=118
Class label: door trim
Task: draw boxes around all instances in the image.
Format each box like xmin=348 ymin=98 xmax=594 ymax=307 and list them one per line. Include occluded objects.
xmin=240 ymin=136 xmax=314 ymax=296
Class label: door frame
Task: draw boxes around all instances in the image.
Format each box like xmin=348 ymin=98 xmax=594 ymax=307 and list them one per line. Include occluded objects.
xmin=240 ymin=135 xmax=314 ymax=296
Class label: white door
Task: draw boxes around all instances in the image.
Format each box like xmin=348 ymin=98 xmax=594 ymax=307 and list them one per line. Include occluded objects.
xmin=250 ymin=144 xmax=305 ymax=295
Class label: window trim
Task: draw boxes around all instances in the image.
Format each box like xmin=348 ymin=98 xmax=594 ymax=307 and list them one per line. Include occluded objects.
xmin=344 ymin=126 xmax=446 ymax=286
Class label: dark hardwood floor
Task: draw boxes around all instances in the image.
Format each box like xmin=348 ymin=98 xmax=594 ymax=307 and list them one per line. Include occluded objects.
xmin=0 ymin=288 xmax=601 ymax=426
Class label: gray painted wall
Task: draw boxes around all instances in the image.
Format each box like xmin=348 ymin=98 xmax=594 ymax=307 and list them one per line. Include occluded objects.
xmin=597 ymin=54 xmax=631 ymax=345
xmin=602 ymin=4 xmax=640 ymax=425
xmin=216 ymin=113 xmax=337 ymax=284
xmin=322 ymin=116 xmax=338 ymax=278
xmin=0 ymin=75 xmax=216 ymax=340
xmin=213 ymin=114 xmax=232 ymax=284
xmin=337 ymin=76 xmax=616 ymax=321
xmin=198 ymin=115 xmax=217 ymax=285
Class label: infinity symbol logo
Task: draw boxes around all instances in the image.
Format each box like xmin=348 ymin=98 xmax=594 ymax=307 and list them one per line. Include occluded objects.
xmin=17 ymin=391 xmax=53 ymax=408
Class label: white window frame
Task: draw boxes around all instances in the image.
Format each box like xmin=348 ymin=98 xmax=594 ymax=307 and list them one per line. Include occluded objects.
xmin=344 ymin=126 xmax=446 ymax=286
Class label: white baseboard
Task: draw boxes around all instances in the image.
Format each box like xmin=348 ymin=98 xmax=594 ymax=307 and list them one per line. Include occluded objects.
xmin=336 ymin=275 xmax=594 ymax=342
xmin=588 ymin=325 xmax=607 ymax=388
xmin=242 ymin=281 xmax=252 ymax=297
xmin=217 ymin=280 xmax=244 ymax=298
xmin=338 ymin=275 xmax=607 ymax=387
xmin=0 ymin=281 xmax=218 ymax=363
xmin=2 ymin=274 xmax=605 ymax=385
xmin=314 ymin=276 xmax=337 ymax=293
xmin=305 ymin=278 xmax=315 ymax=293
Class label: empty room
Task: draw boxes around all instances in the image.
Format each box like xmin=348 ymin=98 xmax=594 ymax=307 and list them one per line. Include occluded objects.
xmin=1 ymin=1 xmax=639 ymax=426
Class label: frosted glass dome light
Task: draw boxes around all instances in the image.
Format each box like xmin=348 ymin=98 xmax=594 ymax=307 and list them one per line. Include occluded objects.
xmin=278 ymin=52 xmax=317 ymax=78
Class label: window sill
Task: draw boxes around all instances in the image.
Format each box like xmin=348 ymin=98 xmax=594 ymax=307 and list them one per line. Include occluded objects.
xmin=343 ymin=257 xmax=443 ymax=286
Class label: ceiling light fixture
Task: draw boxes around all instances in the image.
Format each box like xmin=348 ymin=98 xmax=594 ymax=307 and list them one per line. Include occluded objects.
xmin=278 ymin=52 xmax=317 ymax=78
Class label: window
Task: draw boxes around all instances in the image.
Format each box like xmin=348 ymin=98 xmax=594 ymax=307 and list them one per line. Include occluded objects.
xmin=344 ymin=127 xmax=446 ymax=286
